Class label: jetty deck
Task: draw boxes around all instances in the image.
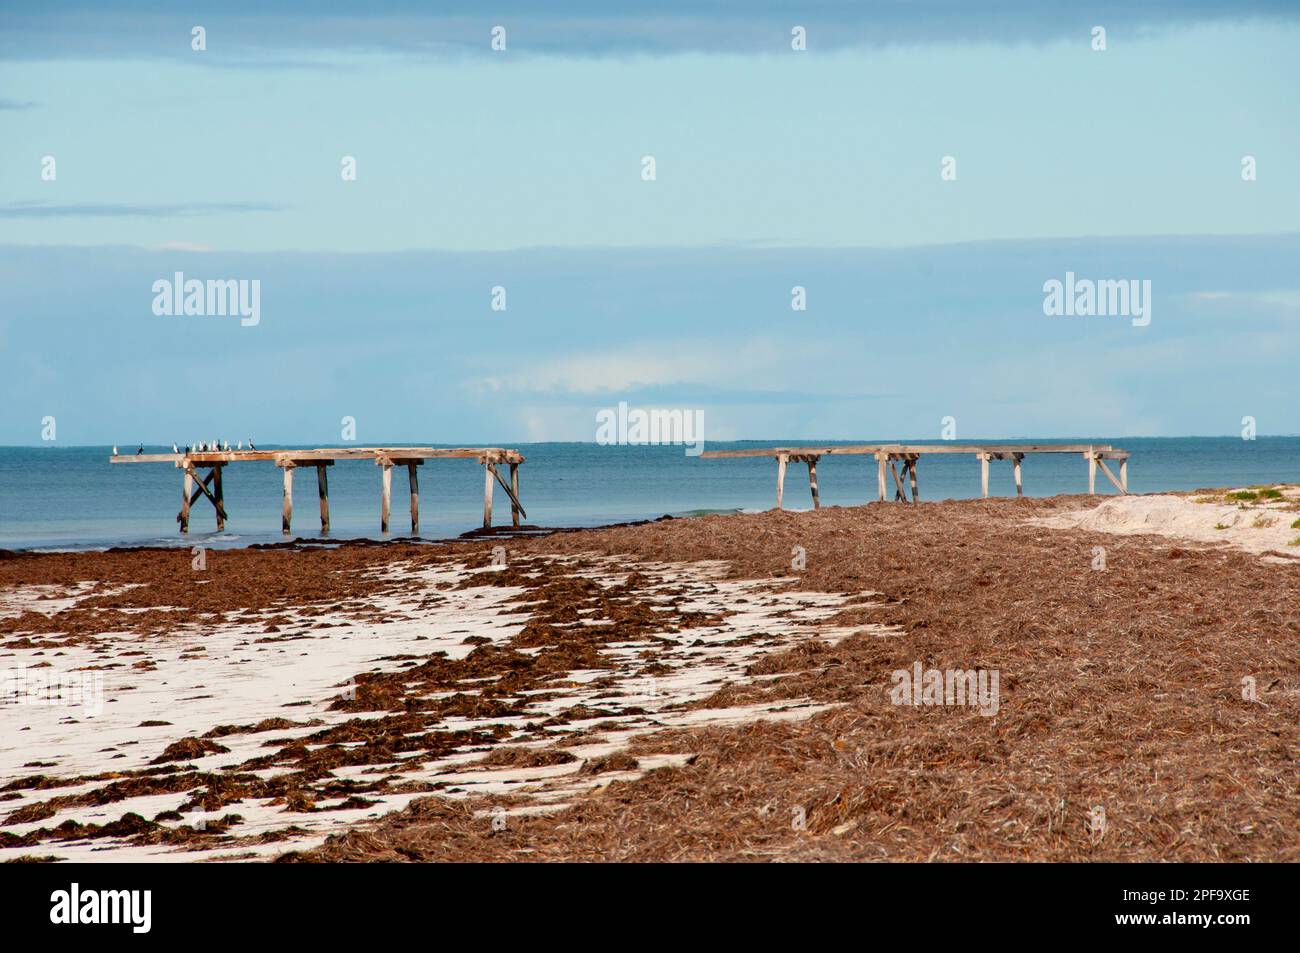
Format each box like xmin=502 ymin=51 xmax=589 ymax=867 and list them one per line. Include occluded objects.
xmin=701 ymin=444 xmax=1130 ymax=508
xmin=110 ymin=447 xmax=526 ymax=535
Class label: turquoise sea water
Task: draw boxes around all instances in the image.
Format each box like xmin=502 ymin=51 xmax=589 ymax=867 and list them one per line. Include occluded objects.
xmin=0 ymin=438 xmax=1297 ymax=551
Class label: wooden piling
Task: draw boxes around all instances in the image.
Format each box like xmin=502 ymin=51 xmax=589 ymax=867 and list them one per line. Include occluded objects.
xmin=775 ymin=454 xmax=788 ymax=509
xmin=180 ymin=468 xmax=193 ymax=534
xmin=212 ymin=465 xmax=225 ymax=531
xmin=806 ymin=457 xmax=820 ymax=509
xmin=1013 ymin=453 xmax=1024 ymax=497
xmin=281 ymin=464 xmax=294 ymax=535
xmin=407 ymin=462 xmax=420 ymax=533
xmin=316 ymin=464 xmax=330 ymax=533
xmin=509 ymin=462 xmax=521 ymax=528
xmin=380 ymin=461 xmax=393 ymax=533
xmin=876 ymin=453 xmax=887 ymax=502
xmin=907 ymin=454 xmax=919 ymax=501
xmin=1087 ymin=450 xmax=1097 ymax=495
xmin=1119 ymin=456 xmax=1128 ymax=493
xmin=483 ymin=462 xmax=495 ymax=528
xmin=979 ymin=453 xmax=990 ymax=498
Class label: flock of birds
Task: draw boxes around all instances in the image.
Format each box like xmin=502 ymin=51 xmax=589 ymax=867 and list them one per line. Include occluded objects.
xmin=113 ymin=440 xmax=257 ymax=455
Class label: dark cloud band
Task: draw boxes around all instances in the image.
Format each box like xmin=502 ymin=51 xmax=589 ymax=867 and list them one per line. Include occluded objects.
xmin=1 ymin=1 xmax=1296 ymax=60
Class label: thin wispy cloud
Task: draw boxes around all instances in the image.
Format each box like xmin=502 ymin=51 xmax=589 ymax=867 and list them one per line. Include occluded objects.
xmin=0 ymin=97 xmax=37 ymax=109
xmin=0 ymin=234 xmax=1294 ymax=442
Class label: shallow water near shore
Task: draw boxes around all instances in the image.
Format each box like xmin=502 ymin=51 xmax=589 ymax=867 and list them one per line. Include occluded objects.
xmin=0 ymin=437 xmax=1296 ymax=551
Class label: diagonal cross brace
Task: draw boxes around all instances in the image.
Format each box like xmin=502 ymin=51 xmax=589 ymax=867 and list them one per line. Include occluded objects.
xmin=176 ymin=467 xmax=229 ymax=523
xmin=489 ymin=463 xmax=527 ymax=520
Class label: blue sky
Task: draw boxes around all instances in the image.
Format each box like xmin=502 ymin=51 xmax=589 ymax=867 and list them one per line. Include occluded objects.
xmin=0 ymin=2 xmax=1297 ymax=443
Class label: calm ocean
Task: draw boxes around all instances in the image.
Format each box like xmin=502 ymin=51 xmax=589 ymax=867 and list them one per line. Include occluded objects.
xmin=0 ymin=438 xmax=1296 ymax=551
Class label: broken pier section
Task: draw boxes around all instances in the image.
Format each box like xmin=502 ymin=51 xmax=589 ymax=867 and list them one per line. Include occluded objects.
xmin=701 ymin=444 xmax=1130 ymax=508
xmin=109 ymin=447 xmax=526 ymax=535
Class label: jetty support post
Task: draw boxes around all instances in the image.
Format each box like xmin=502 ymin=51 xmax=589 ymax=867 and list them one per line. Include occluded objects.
xmin=407 ymin=461 xmax=421 ymax=533
xmin=212 ymin=464 xmax=225 ymax=531
xmin=277 ymin=459 xmax=295 ymax=535
xmin=978 ymin=452 xmax=990 ymax=498
xmin=907 ymin=453 xmax=919 ymax=502
xmin=802 ymin=455 xmax=821 ymax=509
xmin=1119 ymin=454 xmax=1128 ymax=493
xmin=509 ymin=462 xmax=521 ymax=528
xmin=1087 ymin=448 xmax=1097 ymax=495
xmin=482 ymin=458 xmax=495 ymax=528
xmin=775 ymin=453 xmax=788 ymax=509
xmin=377 ymin=456 xmax=393 ymax=533
xmin=875 ymin=452 xmax=887 ymax=502
xmin=1013 ymin=453 xmax=1024 ymax=497
xmin=315 ymin=463 xmax=333 ymax=533
xmin=180 ymin=465 xmax=193 ymax=533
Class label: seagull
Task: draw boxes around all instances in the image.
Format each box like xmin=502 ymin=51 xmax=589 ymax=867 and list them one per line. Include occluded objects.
xmin=172 ymin=443 xmax=179 ymax=454
xmin=248 ymin=439 xmax=256 ymax=450
xmin=237 ymin=440 xmax=243 ymax=450
xmin=112 ymin=445 xmax=118 ymax=455
xmin=223 ymin=440 xmax=230 ymax=451
xmin=136 ymin=445 xmax=144 ymax=455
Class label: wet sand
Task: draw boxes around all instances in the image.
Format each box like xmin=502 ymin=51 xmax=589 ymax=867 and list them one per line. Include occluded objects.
xmin=2 ymin=492 xmax=1297 ymax=862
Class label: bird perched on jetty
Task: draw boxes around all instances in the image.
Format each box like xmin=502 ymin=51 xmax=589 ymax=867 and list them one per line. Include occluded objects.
xmin=172 ymin=443 xmax=179 ymax=453
xmin=112 ymin=445 xmax=118 ymax=455
xmin=223 ymin=440 xmax=230 ymax=451
xmin=248 ymin=439 xmax=256 ymax=450
xmin=237 ymin=440 xmax=243 ymax=450
xmin=136 ymin=445 xmax=143 ymax=455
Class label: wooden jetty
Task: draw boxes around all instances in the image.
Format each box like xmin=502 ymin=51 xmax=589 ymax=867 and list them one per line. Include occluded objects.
xmin=110 ymin=448 xmax=526 ymax=535
xmin=701 ymin=444 xmax=1130 ymax=508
